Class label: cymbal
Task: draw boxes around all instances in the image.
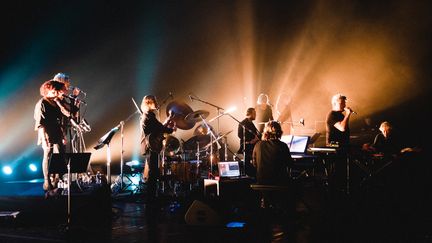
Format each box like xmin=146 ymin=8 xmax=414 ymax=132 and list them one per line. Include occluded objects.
xmin=185 ymin=110 xmax=210 ymax=122
xmin=183 ymin=135 xmax=210 ymax=150
xmin=193 ymin=123 xmax=215 ymax=136
xmin=166 ymin=101 xmax=195 ymax=130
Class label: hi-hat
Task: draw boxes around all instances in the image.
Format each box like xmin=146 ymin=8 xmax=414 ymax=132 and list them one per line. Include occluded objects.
xmin=166 ymin=101 xmax=195 ymax=130
xmin=185 ymin=110 xmax=210 ymax=122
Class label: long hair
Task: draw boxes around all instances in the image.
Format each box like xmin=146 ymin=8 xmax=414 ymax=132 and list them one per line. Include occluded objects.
xmin=141 ymin=95 xmax=157 ymax=112
xmin=257 ymin=93 xmax=270 ymax=105
xmin=39 ymin=80 xmax=67 ymax=97
xmin=262 ymin=120 xmax=283 ymax=140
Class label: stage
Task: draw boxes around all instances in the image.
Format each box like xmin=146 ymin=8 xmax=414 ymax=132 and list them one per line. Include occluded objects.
xmin=0 ymin=152 xmax=430 ymax=243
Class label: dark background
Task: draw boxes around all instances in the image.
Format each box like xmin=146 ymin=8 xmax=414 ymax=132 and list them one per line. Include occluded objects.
xmin=0 ymin=0 xmax=430 ymax=178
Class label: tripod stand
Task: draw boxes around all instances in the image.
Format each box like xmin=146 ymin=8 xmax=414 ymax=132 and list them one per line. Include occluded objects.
xmin=49 ymin=152 xmax=91 ymax=230
xmin=95 ymin=100 xmax=140 ymax=192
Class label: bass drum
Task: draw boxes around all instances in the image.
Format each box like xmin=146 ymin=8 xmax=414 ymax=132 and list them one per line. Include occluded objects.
xmin=170 ymin=161 xmax=199 ymax=183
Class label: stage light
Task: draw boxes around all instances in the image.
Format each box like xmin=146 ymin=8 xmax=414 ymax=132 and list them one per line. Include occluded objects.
xmin=2 ymin=166 xmax=13 ymax=175
xmin=226 ymin=221 xmax=246 ymax=228
xmin=28 ymin=163 xmax=38 ymax=172
xmin=224 ymin=106 xmax=237 ymax=114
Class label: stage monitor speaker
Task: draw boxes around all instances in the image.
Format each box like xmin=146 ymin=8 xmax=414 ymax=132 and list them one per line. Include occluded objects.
xmin=184 ymin=200 xmax=221 ymax=226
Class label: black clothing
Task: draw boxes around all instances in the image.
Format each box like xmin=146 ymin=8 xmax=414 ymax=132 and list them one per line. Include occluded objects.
xmin=140 ymin=109 xmax=173 ymax=201
xmin=238 ymin=118 xmax=260 ymax=177
xmin=256 ymin=105 xmax=273 ymax=133
xmin=252 ymin=140 xmax=292 ymax=185
xmin=237 ymin=118 xmax=260 ymax=153
xmin=34 ymin=97 xmax=68 ymax=191
xmin=140 ymin=110 xmax=173 ymax=154
xmin=34 ymin=98 xmax=66 ymax=144
xmin=326 ymin=110 xmax=350 ymax=147
xmin=373 ymin=133 xmax=400 ymax=156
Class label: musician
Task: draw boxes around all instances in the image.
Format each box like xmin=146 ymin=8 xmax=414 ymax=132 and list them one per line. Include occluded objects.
xmin=255 ymin=93 xmax=274 ymax=133
xmin=34 ymin=80 xmax=71 ymax=191
xmin=363 ymin=122 xmax=398 ymax=155
xmin=252 ymin=121 xmax=292 ymax=185
xmin=53 ymin=72 xmax=83 ymax=98
xmin=140 ymin=95 xmax=176 ymax=202
xmin=325 ymin=93 xmax=354 ymax=191
xmin=237 ymin=107 xmax=260 ymax=177
xmin=326 ymin=93 xmax=354 ymax=148
xmin=53 ymin=72 xmax=86 ymax=151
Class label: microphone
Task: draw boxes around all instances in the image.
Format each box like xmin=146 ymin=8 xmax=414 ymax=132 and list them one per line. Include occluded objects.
xmin=63 ymin=94 xmax=87 ymax=104
xmin=345 ymin=107 xmax=357 ymax=115
xmin=188 ymin=94 xmax=193 ymax=102
xmin=62 ymin=94 xmax=75 ymax=99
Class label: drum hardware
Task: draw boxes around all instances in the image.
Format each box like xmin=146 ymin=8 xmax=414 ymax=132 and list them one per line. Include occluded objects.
xmin=166 ymin=100 xmax=195 ymax=130
xmin=202 ymin=130 xmax=232 ymax=151
xmin=193 ymin=122 xmax=215 ymax=136
xmin=187 ymin=110 xmax=220 ymax=178
xmin=183 ymin=135 xmax=211 ymax=151
xmin=185 ymin=110 xmax=210 ymax=122
xmin=187 ymin=93 xmax=225 ymax=135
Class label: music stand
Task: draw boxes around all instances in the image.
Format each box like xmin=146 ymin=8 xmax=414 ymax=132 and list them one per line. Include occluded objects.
xmin=49 ymin=152 xmax=91 ymax=228
xmin=94 ymin=125 xmax=120 ymax=186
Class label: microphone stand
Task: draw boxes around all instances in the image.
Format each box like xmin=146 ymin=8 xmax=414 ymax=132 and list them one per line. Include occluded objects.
xmin=94 ymin=110 xmax=139 ymax=190
xmin=225 ymin=114 xmax=261 ymax=176
xmin=197 ymin=114 xmax=220 ymax=178
xmin=190 ymin=95 xmax=224 ymax=134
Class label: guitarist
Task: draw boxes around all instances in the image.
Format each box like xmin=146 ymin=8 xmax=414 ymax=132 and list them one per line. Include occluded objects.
xmin=140 ymin=95 xmax=176 ymax=203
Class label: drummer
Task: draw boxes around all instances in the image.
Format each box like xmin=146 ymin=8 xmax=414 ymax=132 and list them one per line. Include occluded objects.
xmin=140 ymin=95 xmax=176 ymax=203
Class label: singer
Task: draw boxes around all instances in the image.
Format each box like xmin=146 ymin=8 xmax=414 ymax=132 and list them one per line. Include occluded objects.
xmin=34 ymin=80 xmax=71 ymax=191
xmin=325 ymin=93 xmax=355 ymax=192
xmin=325 ymin=93 xmax=354 ymax=147
xmin=53 ymin=72 xmax=88 ymax=153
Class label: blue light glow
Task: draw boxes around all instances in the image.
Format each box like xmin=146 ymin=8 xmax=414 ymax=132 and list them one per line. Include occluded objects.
xmin=2 ymin=166 xmax=13 ymax=175
xmin=29 ymin=163 xmax=38 ymax=172
xmin=226 ymin=222 xmax=246 ymax=228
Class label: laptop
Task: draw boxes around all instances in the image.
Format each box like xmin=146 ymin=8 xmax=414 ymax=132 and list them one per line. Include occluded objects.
xmin=217 ymin=161 xmax=241 ymax=178
xmin=288 ymin=135 xmax=312 ymax=158
xmin=281 ymin=135 xmax=293 ymax=149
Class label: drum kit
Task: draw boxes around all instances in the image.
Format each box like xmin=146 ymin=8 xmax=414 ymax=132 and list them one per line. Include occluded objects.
xmin=158 ymin=100 xmax=231 ymax=186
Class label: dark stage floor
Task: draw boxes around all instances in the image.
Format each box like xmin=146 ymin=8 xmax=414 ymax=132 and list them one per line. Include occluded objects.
xmin=0 ymin=152 xmax=431 ymax=243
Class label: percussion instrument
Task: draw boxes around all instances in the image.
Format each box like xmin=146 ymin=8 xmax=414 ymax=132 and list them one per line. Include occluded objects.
xmin=185 ymin=110 xmax=210 ymax=122
xmin=166 ymin=101 xmax=195 ymax=130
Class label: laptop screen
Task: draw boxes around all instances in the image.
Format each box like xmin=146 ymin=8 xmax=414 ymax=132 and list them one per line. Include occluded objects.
xmin=290 ymin=136 xmax=310 ymax=153
xmin=218 ymin=161 xmax=240 ymax=177
xmin=280 ymin=135 xmax=293 ymax=149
